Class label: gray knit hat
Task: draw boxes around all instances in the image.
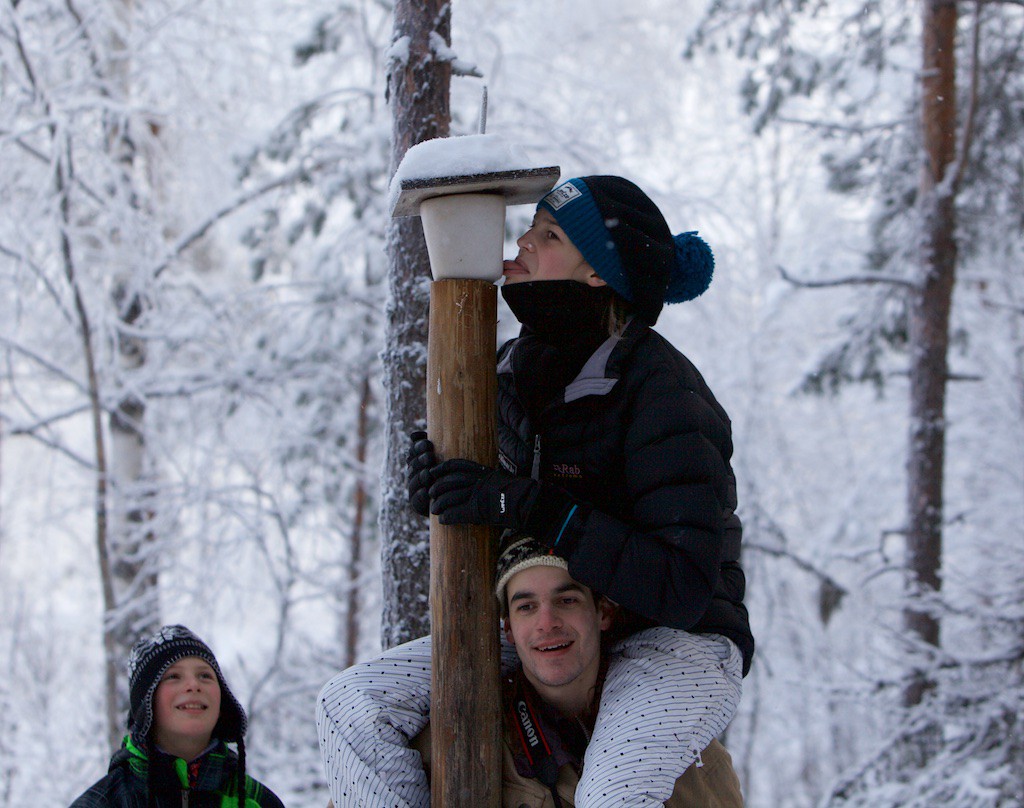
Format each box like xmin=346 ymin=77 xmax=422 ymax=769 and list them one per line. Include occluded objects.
xmin=127 ymin=624 xmax=246 ymax=744
xmin=494 ymin=532 xmax=569 ymax=608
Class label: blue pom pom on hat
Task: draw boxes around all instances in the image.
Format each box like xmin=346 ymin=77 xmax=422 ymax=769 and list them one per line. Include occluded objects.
xmin=669 ymin=231 xmax=714 ymax=303
xmin=537 ymin=176 xmax=714 ymax=325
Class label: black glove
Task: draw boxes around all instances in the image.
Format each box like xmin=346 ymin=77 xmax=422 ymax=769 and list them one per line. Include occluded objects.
xmin=406 ymin=431 xmax=438 ymax=517
xmin=428 ymin=459 xmax=539 ymax=528
xmin=428 ymin=459 xmax=588 ymax=550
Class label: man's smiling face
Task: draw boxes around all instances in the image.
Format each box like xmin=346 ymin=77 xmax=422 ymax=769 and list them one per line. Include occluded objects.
xmin=504 ymin=565 xmax=613 ymax=714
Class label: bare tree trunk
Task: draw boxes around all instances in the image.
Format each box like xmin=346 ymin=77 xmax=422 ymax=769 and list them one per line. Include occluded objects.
xmin=0 ymin=384 xmax=4 ymax=559
xmin=344 ymin=373 xmax=373 ymax=669
xmin=379 ymin=0 xmax=452 ymax=649
xmin=54 ymin=141 xmax=121 ymax=750
xmin=100 ymin=0 xmax=161 ymax=749
xmin=903 ymin=0 xmax=958 ymax=710
xmin=107 ymin=294 xmax=160 ymax=741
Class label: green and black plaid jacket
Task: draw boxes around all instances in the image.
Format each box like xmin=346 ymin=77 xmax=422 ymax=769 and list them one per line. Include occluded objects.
xmin=70 ymin=735 xmax=284 ymax=807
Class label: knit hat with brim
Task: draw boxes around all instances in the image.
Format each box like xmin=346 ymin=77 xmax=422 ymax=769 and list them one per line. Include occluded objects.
xmin=127 ymin=624 xmax=246 ymax=744
xmin=537 ymin=176 xmax=714 ymax=325
xmin=494 ymin=532 xmax=569 ymax=609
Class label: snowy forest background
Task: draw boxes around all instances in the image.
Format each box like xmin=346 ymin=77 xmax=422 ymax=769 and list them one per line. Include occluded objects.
xmin=2 ymin=0 xmax=1022 ymax=805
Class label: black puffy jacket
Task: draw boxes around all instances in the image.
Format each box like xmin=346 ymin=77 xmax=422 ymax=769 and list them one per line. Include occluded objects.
xmin=497 ymin=319 xmax=754 ymax=673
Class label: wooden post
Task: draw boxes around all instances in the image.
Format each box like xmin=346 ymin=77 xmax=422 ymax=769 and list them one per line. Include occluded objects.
xmin=389 ymin=156 xmax=558 ymax=805
xmin=427 ymin=278 xmax=502 ymax=807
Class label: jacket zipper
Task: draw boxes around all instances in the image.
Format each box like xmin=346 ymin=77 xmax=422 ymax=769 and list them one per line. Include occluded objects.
xmin=532 ymin=434 xmax=542 ymax=480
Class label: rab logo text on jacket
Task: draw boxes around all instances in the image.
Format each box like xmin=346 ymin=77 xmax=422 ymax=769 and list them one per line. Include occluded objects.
xmin=551 ymin=463 xmax=582 ymax=480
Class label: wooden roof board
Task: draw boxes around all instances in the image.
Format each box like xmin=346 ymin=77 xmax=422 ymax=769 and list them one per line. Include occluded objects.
xmin=390 ymin=166 xmax=561 ymax=218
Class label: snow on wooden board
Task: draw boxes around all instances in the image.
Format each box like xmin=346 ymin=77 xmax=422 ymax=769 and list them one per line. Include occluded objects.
xmin=389 ymin=134 xmax=560 ymax=217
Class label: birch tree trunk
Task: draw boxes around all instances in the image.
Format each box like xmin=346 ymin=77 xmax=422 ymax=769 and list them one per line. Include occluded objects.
xmin=107 ymin=293 xmax=160 ymax=751
xmin=102 ymin=0 xmax=162 ymax=749
xmin=902 ymin=0 xmax=958 ymax=710
xmin=379 ymin=0 xmax=452 ymax=648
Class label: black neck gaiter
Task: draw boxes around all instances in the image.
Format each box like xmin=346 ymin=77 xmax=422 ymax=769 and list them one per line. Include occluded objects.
xmin=501 ymin=281 xmax=615 ymax=418
xmin=501 ymin=280 xmax=613 ymax=350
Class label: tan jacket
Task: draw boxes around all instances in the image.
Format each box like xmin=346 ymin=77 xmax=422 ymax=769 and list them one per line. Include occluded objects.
xmin=411 ymin=726 xmax=744 ymax=808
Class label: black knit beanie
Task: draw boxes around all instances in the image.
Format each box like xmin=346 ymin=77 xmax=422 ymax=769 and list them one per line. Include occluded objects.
xmin=127 ymin=624 xmax=247 ymax=745
xmin=537 ymin=176 xmax=714 ymax=325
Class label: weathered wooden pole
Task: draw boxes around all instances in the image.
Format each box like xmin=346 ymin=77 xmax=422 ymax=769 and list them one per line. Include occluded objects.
xmin=427 ymin=275 xmax=501 ymax=806
xmin=391 ymin=150 xmax=558 ymax=806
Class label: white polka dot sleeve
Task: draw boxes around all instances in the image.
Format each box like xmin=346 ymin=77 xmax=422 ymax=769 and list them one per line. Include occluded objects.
xmin=577 ymin=627 xmax=743 ymax=807
xmin=316 ymin=636 xmax=434 ymax=808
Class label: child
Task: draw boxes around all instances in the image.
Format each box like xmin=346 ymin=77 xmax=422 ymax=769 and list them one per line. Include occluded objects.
xmin=71 ymin=624 xmax=284 ymax=808
xmin=318 ymin=175 xmax=754 ymax=807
